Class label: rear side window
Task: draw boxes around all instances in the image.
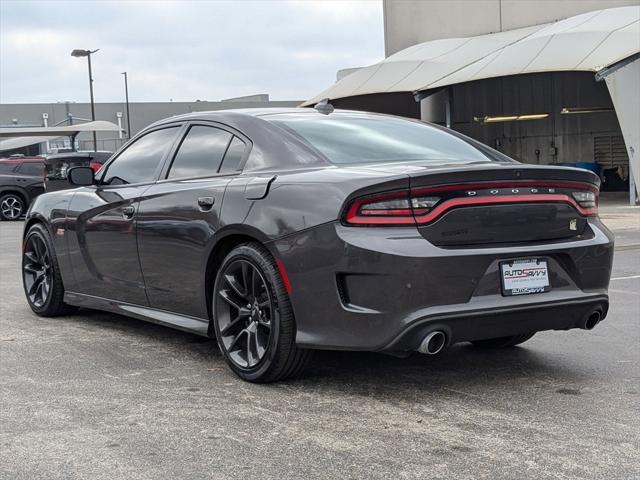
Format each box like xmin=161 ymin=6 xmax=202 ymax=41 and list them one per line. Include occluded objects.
xmin=0 ymin=163 xmax=17 ymax=173
xmin=219 ymin=136 xmax=246 ymax=173
xmin=17 ymin=162 xmax=44 ymax=176
xmin=168 ymin=125 xmax=232 ymax=179
xmin=103 ymin=127 xmax=179 ymax=185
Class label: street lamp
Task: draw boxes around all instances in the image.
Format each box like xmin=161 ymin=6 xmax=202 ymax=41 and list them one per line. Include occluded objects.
xmin=121 ymin=72 xmax=132 ymax=139
xmin=71 ymin=48 xmax=99 ymax=151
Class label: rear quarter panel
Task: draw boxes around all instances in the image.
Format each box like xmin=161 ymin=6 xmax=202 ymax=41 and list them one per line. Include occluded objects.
xmin=219 ymin=167 xmax=411 ymax=241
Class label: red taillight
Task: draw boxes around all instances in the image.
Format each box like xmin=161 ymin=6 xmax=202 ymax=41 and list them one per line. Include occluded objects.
xmin=89 ymin=162 xmax=102 ymax=172
xmin=343 ymin=181 xmax=598 ymax=227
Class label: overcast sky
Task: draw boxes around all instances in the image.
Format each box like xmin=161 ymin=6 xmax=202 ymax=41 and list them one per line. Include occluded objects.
xmin=0 ymin=0 xmax=383 ymax=104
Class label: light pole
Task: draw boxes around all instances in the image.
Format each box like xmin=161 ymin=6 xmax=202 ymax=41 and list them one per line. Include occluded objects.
xmin=121 ymin=72 xmax=132 ymax=139
xmin=71 ymin=48 xmax=99 ymax=151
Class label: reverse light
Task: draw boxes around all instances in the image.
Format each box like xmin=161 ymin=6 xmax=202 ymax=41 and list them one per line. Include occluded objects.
xmin=572 ymin=190 xmax=597 ymax=208
xmin=411 ymin=196 xmax=440 ymax=215
xmin=345 ymin=191 xmax=441 ymax=225
xmin=360 ymin=196 xmax=412 ymax=216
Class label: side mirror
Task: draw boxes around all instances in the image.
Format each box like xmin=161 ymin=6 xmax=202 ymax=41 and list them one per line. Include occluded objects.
xmin=67 ymin=166 xmax=95 ymax=186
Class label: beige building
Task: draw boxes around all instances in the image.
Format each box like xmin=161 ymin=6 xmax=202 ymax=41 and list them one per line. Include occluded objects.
xmin=383 ymin=0 xmax=639 ymax=56
xmin=305 ymin=2 xmax=640 ymax=202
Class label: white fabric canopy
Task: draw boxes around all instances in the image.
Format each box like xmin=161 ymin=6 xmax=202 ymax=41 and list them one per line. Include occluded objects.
xmin=302 ymin=6 xmax=640 ymax=106
xmin=0 ymin=120 xmax=121 ymax=138
xmin=604 ymin=57 xmax=640 ymax=202
xmin=0 ymin=136 xmax=60 ymax=152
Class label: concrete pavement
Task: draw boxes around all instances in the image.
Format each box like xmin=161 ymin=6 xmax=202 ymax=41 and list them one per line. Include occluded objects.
xmin=1 ymin=209 xmax=638 ymax=480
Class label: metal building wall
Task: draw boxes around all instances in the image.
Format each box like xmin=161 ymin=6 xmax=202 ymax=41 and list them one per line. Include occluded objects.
xmin=448 ymin=72 xmax=622 ymax=166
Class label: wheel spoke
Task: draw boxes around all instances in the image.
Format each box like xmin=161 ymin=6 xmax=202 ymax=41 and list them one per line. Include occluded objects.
xmin=228 ymin=328 xmax=247 ymax=351
xmin=241 ymin=262 xmax=251 ymax=296
xmin=23 ymin=263 xmax=39 ymax=274
xmin=224 ymin=274 xmax=246 ymax=300
xmin=246 ymin=329 xmax=256 ymax=366
xmin=41 ymin=277 xmax=50 ymax=299
xmin=34 ymin=280 xmax=45 ymax=304
xmin=218 ymin=289 xmax=245 ymax=311
xmin=220 ymin=311 xmax=248 ymax=336
xmin=253 ymin=328 xmax=265 ymax=358
xmin=250 ymin=268 xmax=261 ymax=300
xmin=28 ymin=275 xmax=44 ymax=296
xmin=257 ymin=316 xmax=271 ymax=329
xmin=32 ymin=239 xmax=42 ymax=261
xmin=24 ymin=252 xmax=38 ymax=264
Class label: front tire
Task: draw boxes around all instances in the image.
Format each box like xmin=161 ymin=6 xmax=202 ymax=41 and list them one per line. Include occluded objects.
xmin=0 ymin=193 xmax=25 ymax=221
xmin=22 ymin=223 xmax=77 ymax=316
xmin=471 ymin=332 xmax=535 ymax=349
xmin=212 ymin=243 xmax=311 ymax=383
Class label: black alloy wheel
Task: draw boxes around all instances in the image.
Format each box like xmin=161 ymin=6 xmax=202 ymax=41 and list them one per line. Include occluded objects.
xmin=216 ymin=258 xmax=273 ymax=369
xmin=0 ymin=194 xmax=25 ymax=221
xmin=22 ymin=224 xmax=77 ymax=316
xmin=23 ymin=233 xmax=52 ymax=308
xmin=213 ymin=243 xmax=311 ymax=382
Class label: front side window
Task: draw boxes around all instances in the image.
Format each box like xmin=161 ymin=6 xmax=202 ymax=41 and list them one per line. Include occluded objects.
xmin=268 ymin=113 xmax=493 ymax=165
xmin=103 ymin=127 xmax=179 ymax=185
xmin=167 ymin=126 xmax=232 ymax=179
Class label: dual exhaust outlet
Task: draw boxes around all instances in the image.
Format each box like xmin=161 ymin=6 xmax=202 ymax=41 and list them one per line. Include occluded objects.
xmin=417 ymin=307 xmax=604 ymax=355
xmin=582 ymin=308 xmax=603 ymax=330
xmin=418 ymin=330 xmax=447 ymax=355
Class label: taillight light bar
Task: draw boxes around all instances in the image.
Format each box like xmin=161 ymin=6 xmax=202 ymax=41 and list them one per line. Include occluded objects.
xmin=344 ymin=181 xmax=599 ymax=226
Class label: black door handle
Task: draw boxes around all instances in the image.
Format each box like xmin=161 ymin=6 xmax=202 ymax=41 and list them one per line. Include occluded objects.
xmin=197 ymin=196 xmax=215 ymax=211
xmin=122 ymin=205 xmax=135 ymax=219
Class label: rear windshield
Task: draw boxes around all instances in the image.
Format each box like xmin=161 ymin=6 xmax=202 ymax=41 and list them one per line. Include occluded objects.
xmin=267 ymin=113 xmax=492 ymax=165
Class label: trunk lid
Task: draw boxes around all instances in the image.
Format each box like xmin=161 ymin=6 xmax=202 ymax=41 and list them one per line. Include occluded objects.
xmin=407 ymin=164 xmax=599 ymax=247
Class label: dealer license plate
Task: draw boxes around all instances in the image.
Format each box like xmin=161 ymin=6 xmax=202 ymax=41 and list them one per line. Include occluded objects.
xmin=500 ymin=258 xmax=550 ymax=296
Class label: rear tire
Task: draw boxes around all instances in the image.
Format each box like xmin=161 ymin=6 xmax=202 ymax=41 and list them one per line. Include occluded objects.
xmin=22 ymin=223 xmax=78 ymax=317
xmin=212 ymin=242 xmax=312 ymax=383
xmin=471 ymin=333 xmax=535 ymax=349
xmin=0 ymin=193 xmax=25 ymax=221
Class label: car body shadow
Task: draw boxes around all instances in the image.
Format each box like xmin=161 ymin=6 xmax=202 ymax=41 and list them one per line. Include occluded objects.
xmin=72 ymin=308 xmax=590 ymax=397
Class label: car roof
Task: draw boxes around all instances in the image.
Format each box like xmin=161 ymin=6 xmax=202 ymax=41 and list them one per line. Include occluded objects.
xmin=0 ymin=156 xmax=45 ymax=163
xmin=148 ymin=107 xmax=369 ymax=127
xmin=46 ymin=152 xmax=110 ymax=160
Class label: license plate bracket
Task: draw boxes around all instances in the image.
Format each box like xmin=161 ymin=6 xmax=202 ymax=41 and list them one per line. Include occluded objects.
xmin=500 ymin=258 xmax=551 ymax=296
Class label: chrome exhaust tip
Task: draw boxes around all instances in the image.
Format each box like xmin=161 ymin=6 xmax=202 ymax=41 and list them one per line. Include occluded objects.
xmin=418 ymin=331 xmax=447 ymax=355
xmin=583 ymin=309 xmax=602 ymax=330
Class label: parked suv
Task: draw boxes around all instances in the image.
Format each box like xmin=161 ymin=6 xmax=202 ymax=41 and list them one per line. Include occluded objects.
xmin=0 ymin=156 xmax=45 ymax=221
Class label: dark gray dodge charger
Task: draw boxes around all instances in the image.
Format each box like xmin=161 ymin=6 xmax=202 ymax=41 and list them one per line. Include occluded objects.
xmin=21 ymin=108 xmax=614 ymax=382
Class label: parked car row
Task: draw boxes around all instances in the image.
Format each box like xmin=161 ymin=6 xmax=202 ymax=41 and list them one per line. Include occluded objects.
xmin=0 ymin=151 xmax=112 ymax=220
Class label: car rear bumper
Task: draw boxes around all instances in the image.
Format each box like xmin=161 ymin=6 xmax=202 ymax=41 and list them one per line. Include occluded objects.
xmin=270 ymin=218 xmax=614 ymax=352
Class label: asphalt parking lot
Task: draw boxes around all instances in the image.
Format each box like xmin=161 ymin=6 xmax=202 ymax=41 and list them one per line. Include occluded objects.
xmin=1 ymin=206 xmax=639 ymax=480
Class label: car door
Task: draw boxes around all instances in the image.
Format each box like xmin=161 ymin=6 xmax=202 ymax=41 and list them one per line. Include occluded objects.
xmin=136 ymin=122 xmax=249 ymax=319
xmin=14 ymin=161 xmax=45 ymax=200
xmin=66 ymin=125 xmax=183 ymax=305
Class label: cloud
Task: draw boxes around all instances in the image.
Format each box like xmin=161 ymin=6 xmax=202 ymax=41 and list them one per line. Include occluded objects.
xmin=0 ymin=0 xmax=383 ymax=103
